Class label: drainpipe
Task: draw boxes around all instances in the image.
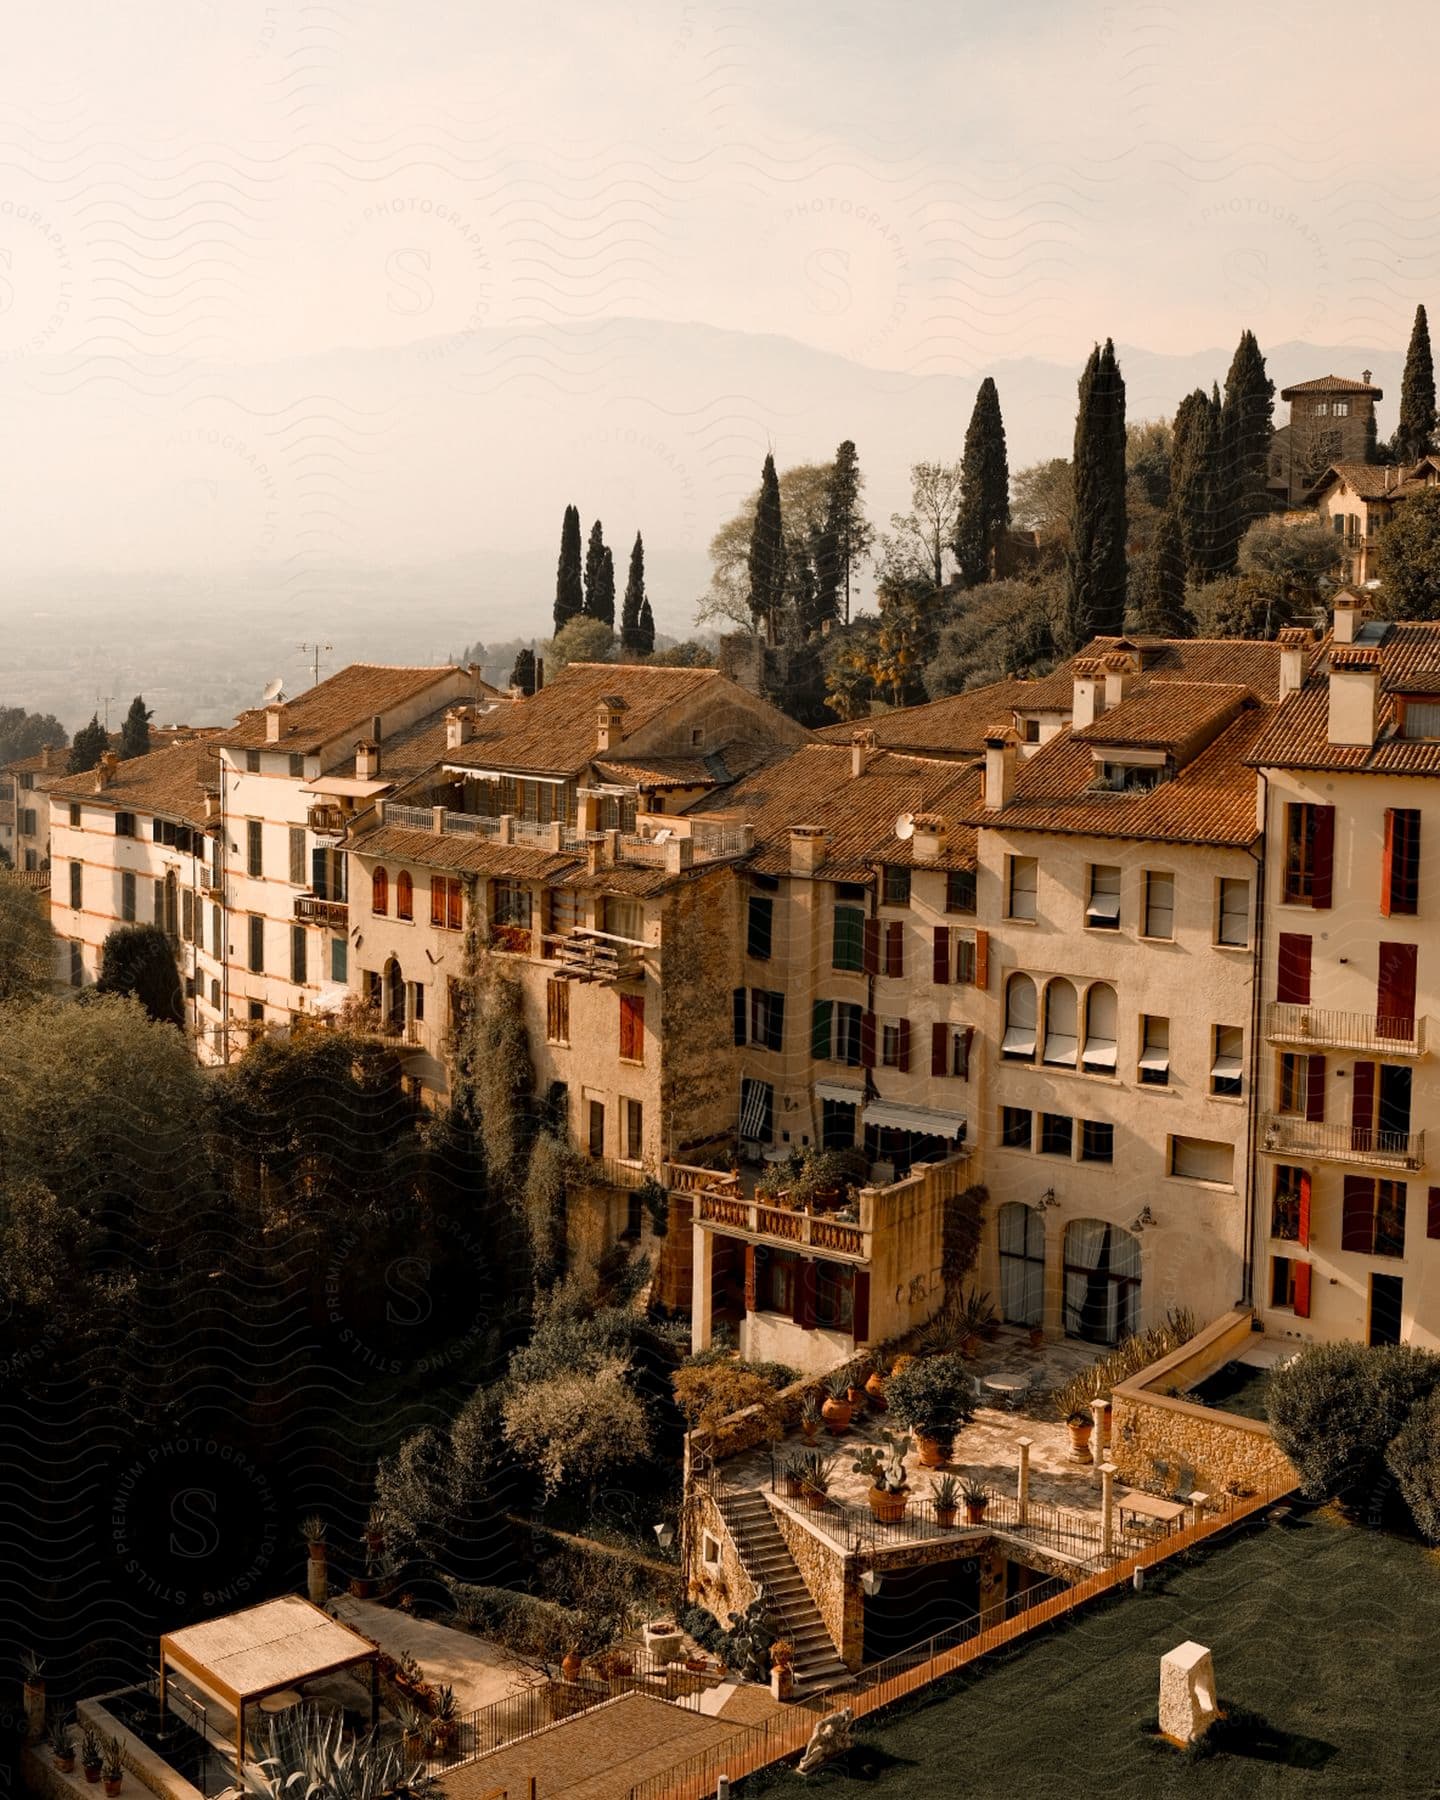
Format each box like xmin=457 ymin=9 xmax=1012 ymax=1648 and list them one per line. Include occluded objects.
xmin=1242 ymin=772 xmax=1269 ymax=1311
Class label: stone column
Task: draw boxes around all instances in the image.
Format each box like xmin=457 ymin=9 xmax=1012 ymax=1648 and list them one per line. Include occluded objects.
xmin=690 ymin=1221 xmax=713 ymax=1353
xmin=1090 ymin=1398 xmax=1107 ymax=1473
xmin=1188 ymin=1491 xmax=1210 ymax=1531
xmin=1100 ymin=1462 xmax=1116 ymax=1556
xmin=1016 ymin=1437 xmax=1032 ymax=1525
xmin=307 ymin=1551 xmax=328 ymax=1607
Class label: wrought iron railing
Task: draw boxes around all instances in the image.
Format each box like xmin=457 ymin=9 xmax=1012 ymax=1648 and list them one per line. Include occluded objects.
xmin=1265 ymin=1002 xmax=1427 ymax=1056
xmin=1261 ymin=1112 xmax=1425 ymax=1170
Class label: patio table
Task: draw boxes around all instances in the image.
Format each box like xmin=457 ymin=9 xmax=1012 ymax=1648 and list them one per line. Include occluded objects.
xmin=1117 ymin=1490 xmax=1187 ymax=1532
xmin=981 ymin=1373 xmax=1030 ymax=1407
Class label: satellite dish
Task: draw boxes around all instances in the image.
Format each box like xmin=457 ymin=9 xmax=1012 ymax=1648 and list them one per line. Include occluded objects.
xmin=894 ymin=812 xmax=914 ymax=841
xmin=262 ymin=677 xmax=286 ymax=704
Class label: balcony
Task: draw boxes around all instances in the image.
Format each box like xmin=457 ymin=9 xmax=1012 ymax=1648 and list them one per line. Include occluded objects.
xmin=1261 ymin=1113 xmax=1426 ymax=1172
xmin=544 ymin=928 xmax=645 ymax=983
xmin=307 ymin=804 xmax=348 ymax=840
xmin=294 ymin=893 xmax=348 ymax=929
xmin=201 ymin=870 xmax=222 ymax=896
xmin=1265 ymin=1002 xmax=1428 ymax=1058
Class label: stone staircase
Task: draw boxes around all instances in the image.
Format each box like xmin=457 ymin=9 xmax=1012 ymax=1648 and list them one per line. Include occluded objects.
xmin=715 ymin=1486 xmax=852 ymax=1698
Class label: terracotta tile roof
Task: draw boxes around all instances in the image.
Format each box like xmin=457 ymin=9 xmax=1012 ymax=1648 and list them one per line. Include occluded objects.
xmin=1280 ymin=373 xmax=1383 ymax=397
xmin=1078 ymin=635 xmax=1296 ymax=699
xmin=556 ymin=864 xmax=679 ymax=897
xmin=1073 ymin=682 xmax=1252 ymax=753
xmin=593 ymin=754 xmax=719 ymax=788
xmin=1304 ymin=462 xmax=1409 ymax=503
xmin=812 ymin=672 xmax=1074 ymax=757
xmin=47 ymin=739 xmax=220 ymax=825
xmin=972 ymin=702 xmax=1272 ymax=847
xmin=220 ymin=664 xmax=471 ymax=752
xmin=709 ymin=745 xmax=980 ymax=877
xmin=3 ymin=725 xmax=218 ymax=781
xmin=346 ymin=822 xmax=579 ymax=881
xmin=443 ymin=663 xmax=725 ymax=777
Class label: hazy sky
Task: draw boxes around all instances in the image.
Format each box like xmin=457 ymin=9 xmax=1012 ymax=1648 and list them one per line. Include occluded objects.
xmin=1 ymin=2 xmax=1438 ymax=596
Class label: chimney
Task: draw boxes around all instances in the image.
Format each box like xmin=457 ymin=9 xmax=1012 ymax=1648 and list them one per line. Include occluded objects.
xmin=355 ymin=738 xmax=380 ymax=780
xmin=1362 ymin=369 xmax=1372 ymax=385
xmin=983 ymin=727 xmax=1018 ymax=812
xmin=94 ymin=751 xmax=118 ymax=791
xmin=577 ymin=791 xmax=602 ymax=834
xmin=1327 ymin=645 xmax=1380 ymax=747
xmin=911 ymin=812 xmax=948 ymax=863
xmin=596 ymin=696 xmax=629 ymax=753
xmin=371 ymin=714 xmax=383 ymax=742
xmin=41 ymin=745 xmax=53 ymax=770
xmin=789 ymin=825 xmax=827 ymax=874
xmin=1276 ymin=628 xmax=1310 ymax=700
xmin=265 ymin=702 xmax=287 ymax=743
xmin=445 ymin=706 xmax=473 ymax=750
xmin=851 ymin=727 xmax=878 ymax=779
xmin=1102 ymin=655 xmax=1131 ymax=711
xmin=1332 ymin=590 xmax=1368 ymax=646
xmin=1071 ymin=659 xmax=1103 ymax=731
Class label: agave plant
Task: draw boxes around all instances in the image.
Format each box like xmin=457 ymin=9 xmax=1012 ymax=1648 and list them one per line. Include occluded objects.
xmin=243 ymin=1704 xmax=433 ymax=1800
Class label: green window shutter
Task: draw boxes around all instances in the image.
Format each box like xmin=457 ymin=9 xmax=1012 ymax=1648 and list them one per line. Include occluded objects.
xmin=811 ymin=999 xmax=833 ymax=1059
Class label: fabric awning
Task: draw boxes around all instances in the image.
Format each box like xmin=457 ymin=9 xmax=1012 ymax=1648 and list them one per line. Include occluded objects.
xmin=815 ymin=1079 xmax=865 ymax=1105
xmin=1082 ymin=1042 xmax=1118 ymax=1071
xmin=1211 ymin=1054 xmax=1243 ymax=1077
xmin=1002 ymin=1027 xmax=1037 ymax=1055
xmin=1138 ymin=1046 xmax=1170 ymax=1072
xmin=862 ymin=1099 xmax=966 ymax=1138
xmin=1085 ymin=892 xmax=1121 ymax=924
xmin=1042 ymin=1035 xmax=1078 ymax=1067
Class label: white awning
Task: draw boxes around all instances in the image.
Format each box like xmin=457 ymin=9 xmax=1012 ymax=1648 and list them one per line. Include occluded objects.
xmin=302 ymin=777 xmax=388 ymax=798
xmin=310 ymin=983 xmax=349 ymax=1015
xmin=1211 ymin=1054 xmax=1243 ymax=1078
xmin=815 ymin=1080 xmax=865 ymax=1106
xmin=1002 ymin=1027 xmax=1037 ymax=1055
xmin=1085 ymin=892 xmax=1121 ymax=923
xmin=1082 ymin=1042 xmax=1118 ymax=1071
xmin=443 ymin=765 xmax=568 ymax=783
xmin=1138 ymin=1046 xmax=1170 ymax=1072
xmin=1042 ymin=1035 xmax=1078 ymax=1067
xmin=862 ymin=1099 xmax=966 ymax=1138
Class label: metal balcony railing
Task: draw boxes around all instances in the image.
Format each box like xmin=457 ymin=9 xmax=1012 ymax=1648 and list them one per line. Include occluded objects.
xmin=1261 ymin=1112 xmax=1425 ymax=1171
xmin=1265 ymin=1002 xmax=1428 ymax=1057
xmin=294 ymin=893 xmax=348 ymax=928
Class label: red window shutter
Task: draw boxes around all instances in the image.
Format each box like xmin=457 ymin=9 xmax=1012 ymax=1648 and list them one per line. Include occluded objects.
xmin=1377 ymin=941 xmax=1418 ymax=1041
xmin=1304 ymin=1053 xmax=1326 ymax=1123
xmin=447 ymin=879 xmax=463 ymax=931
xmin=797 ymin=1259 xmax=818 ymax=1331
xmin=373 ymin=868 xmax=388 ymax=915
xmin=863 ymin=916 xmax=880 ymax=975
xmin=931 ymin=1022 xmax=948 ymax=1077
xmin=1428 ymin=1186 xmax=1440 ymax=1240
xmin=1381 ymin=809 xmax=1396 ymax=917
xmin=1298 ymin=1170 xmax=1312 ymax=1249
xmin=620 ymin=993 xmax=644 ymax=1061
xmin=852 ymin=1269 xmax=871 ymax=1344
xmin=1311 ymin=805 xmax=1335 ymax=908
xmin=886 ymin=921 xmax=904 ymax=978
xmin=860 ymin=1011 xmax=876 ymax=1069
xmin=897 ymin=1018 xmax=911 ymax=1072
xmin=743 ymin=1245 xmax=756 ymax=1312
xmin=429 ymin=879 xmax=444 ymax=927
xmin=1277 ymin=932 xmax=1312 ymax=1005
xmin=1293 ymin=1260 xmax=1311 ymax=1318
xmin=1341 ymin=1176 xmax=1374 ymax=1252
xmin=932 ymin=926 xmax=950 ymax=985
xmin=973 ymin=929 xmax=989 ymax=992
xmin=1352 ymin=1060 xmax=1376 ymax=1151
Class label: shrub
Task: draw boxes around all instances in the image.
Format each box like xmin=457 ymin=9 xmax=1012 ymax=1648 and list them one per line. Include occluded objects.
xmin=1267 ymin=1342 xmax=1440 ymax=1500
xmin=502 ymin=1356 xmax=653 ymax=1496
xmin=680 ymin=1605 xmax=726 ymax=1653
xmin=885 ymin=1353 xmax=977 ymax=1437
xmin=672 ymin=1364 xmax=783 ymax=1438
xmin=1050 ymin=1310 xmax=1198 ymax=1421
xmin=1385 ymin=1386 xmax=1440 ymax=1542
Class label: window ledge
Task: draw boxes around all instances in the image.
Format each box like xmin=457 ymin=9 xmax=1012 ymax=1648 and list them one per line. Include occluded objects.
xmin=1137 ymin=933 xmax=1176 ymax=946
xmin=1006 ymin=915 xmax=1039 ymax=926
xmin=1212 ymin=941 xmax=1251 ymax=953
xmin=1163 ymin=1176 xmax=1237 ymax=1194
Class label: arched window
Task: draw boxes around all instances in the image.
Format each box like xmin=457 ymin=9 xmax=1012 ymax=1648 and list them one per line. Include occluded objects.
xmin=372 ymin=867 xmax=389 ymax=916
xmin=396 ymin=870 xmax=413 ymax=921
xmin=998 ymin=1202 xmax=1045 ymax=1326
xmin=1042 ymin=978 xmax=1078 ymax=1067
xmin=1082 ymin=982 xmax=1118 ymax=1074
xmin=1002 ymin=974 xmax=1037 ymax=1060
xmin=383 ymin=956 xmax=405 ymax=1035
xmin=1063 ymin=1219 xmax=1141 ymax=1346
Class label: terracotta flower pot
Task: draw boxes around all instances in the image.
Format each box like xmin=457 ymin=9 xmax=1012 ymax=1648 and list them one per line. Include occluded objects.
xmin=561 ymin=1651 xmax=583 ymax=1682
xmin=802 ymin=1484 xmax=830 ymax=1511
xmin=55 ymin=1755 xmax=76 ymax=1774
xmin=915 ymin=1432 xmax=953 ymax=1468
xmin=935 ymin=1505 xmax=958 ymax=1529
xmin=1067 ymin=1419 xmax=1094 ymax=1461
xmin=964 ymin=1500 xmax=987 ymax=1526
xmin=83 ymin=1766 xmax=102 ymax=1786
xmin=865 ymin=1372 xmax=888 ymax=1412
xmin=782 ymin=1473 xmax=804 ymax=1499
xmin=867 ymin=1485 xmax=909 ymax=1524
xmin=846 ymin=1385 xmax=866 ymax=1410
xmin=103 ymin=1779 xmax=122 ymax=1797
xmin=821 ymin=1396 xmax=852 ymax=1435
xmin=1028 ymin=1326 xmax=1045 ymax=1350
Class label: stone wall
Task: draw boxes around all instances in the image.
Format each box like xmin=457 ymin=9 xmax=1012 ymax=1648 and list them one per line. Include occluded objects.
xmin=687 ymin=1486 xmax=756 ymax=1626
xmin=71 ymin=1696 xmax=207 ymax=1800
xmin=767 ymin=1500 xmax=855 ymax=1666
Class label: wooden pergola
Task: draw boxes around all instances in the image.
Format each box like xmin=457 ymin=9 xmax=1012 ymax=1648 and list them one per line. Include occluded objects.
xmin=159 ymin=1595 xmax=379 ymax=1768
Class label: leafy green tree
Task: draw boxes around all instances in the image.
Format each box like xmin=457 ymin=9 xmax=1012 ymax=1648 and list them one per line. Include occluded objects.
xmin=1186 ymin=571 xmax=1289 ymax=640
xmin=583 ymin=521 xmax=615 ymax=626
xmin=1377 ymin=487 xmax=1440 ymax=620
xmin=1134 ymin=508 xmax=1191 ymax=637
xmin=1171 ymin=386 xmax=1226 ymax=583
xmin=1395 ymin=302 xmax=1436 ymax=463
xmin=816 ymin=439 xmax=872 ymax=625
xmin=543 ymin=615 xmax=615 ymax=670
xmin=1237 ymin=516 xmax=1337 ymax=609
xmin=746 ymin=452 xmax=786 ymax=632
xmin=1220 ymin=329 xmax=1275 ymax=565
xmin=1066 ymin=339 xmax=1127 ymax=645
xmin=1125 ymin=419 xmax=1173 ymax=512
xmin=119 ymin=696 xmax=152 ymax=761
xmin=0 ymin=707 xmax=67 ymax=767
xmin=1011 ymin=456 xmax=1073 ymax=568
xmin=699 ymin=460 xmax=830 ymax=637
xmin=0 ymin=870 xmax=53 ymax=1005
xmin=882 ymin=460 xmax=964 ymax=592
xmin=67 ymin=713 xmax=109 ymax=775
xmin=1268 ymin=1341 xmax=1440 ymax=1502
xmin=509 ymin=647 xmax=537 ymax=695
xmin=620 ymin=532 xmax=647 ymax=652
xmin=953 ymin=378 xmax=1010 ymax=586
xmin=93 ymin=923 xmax=183 ymax=1026
xmin=1385 ymin=1385 xmax=1440 ymax=1542
xmin=554 ymin=504 xmax=584 ymax=633
xmin=925 ymin=576 xmax=1061 ymax=696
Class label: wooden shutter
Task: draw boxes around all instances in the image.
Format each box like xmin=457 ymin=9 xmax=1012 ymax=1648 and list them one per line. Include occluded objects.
xmin=852 ymin=1270 xmax=871 ymax=1345
xmin=1377 ymin=941 xmax=1418 ymax=1040
xmin=743 ymin=1245 xmax=756 ymax=1312
xmin=1293 ymin=1260 xmax=1311 ymax=1318
xmin=447 ymin=879 xmax=463 ymax=930
xmin=1276 ymin=931 xmax=1312 ymax=1005
xmin=860 ymin=1011 xmax=876 ymax=1069
xmin=886 ymin=921 xmax=904 ymax=978
xmin=1381 ymin=809 xmax=1396 ymax=916
xmin=931 ymin=1022 xmax=948 ymax=1076
xmin=932 ymin=926 xmax=950 ymax=985
xmin=1311 ymin=805 xmax=1335 ymax=908
xmin=429 ymin=877 xmax=443 ymax=926
xmin=1341 ymin=1176 xmax=1374 ymax=1252
xmin=732 ymin=987 xmax=747 ymax=1046
xmin=1352 ymin=1060 xmax=1376 ymax=1151
xmin=374 ymin=867 xmax=389 ymax=916
xmin=769 ymin=993 xmax=785 ymax=1051
xmin=796 ymin=1259 xmax=818 ymax=1331
xmin=1428 ymin=1187 xmax=1440 ymax=1240
xmin=1305 ymin=1054 xmax=1327 ymax=1123
xmin=1298 ymin=1170 xmax=1312 ymax=1249
xmin=897 ymin=1018 xmax=911 ymax=1072
xmin=973 ymin=929 xmax=989 ymax=992
xmin=620 ymin=993 xmax=644 ymax=1061
xmin=811 ymin=999 xmax=832 ymax=1059
xmin=863 ymin=916 xmax=880 ymax=976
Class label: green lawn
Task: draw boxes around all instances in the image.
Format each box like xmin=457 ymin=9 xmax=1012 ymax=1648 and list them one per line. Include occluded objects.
xmin=739 ymin=1510 xmax=1440 ymax=1799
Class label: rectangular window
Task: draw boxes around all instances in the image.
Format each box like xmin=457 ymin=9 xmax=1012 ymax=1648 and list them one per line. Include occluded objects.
xmin=1170 ymin=1136 xmax=1234 ymax=1185
xmin=492 ymin=880 xmax=533 ymax=929
xmin=248 ymin=914 xmax=264 ymax=972
xmin=546 ymin=978 xmax=570 ymax=1044
xmin=882 ymin=865 xmax=911 ymax=907
xmin=881 ymin=1021 xmax=901 ymax=1068
xmin=1139 ymin=1015 xmax=1169 ymax=1085
xmin=182 ymin=889 xmax=194 ymax=943
xmin=747 ymin=894 xmax=773 ymax=960
xmin=1144 ymin=870 xmax=1175 ymax=940
xmin=1217 ymin=877 xmax=1250 ymax=946
xmin=21 ymin=808 xmax=37 ymax=836
xmin=1271 ymin=1167 xmax=1307 ymax=1242
xmin=832 ymin=903 xmax=865 ymax=971
xmin=1008 ymin=855 xmax=1038 ymax=921
xmin=288 ymin=752 xmax=304 ymax=778
xmin=1211 ymin=1025 xmax=1244 ymax=1097
xmin=836 ymin=1001 xmax=864 ymax=1065
xmin=114 ymin=812 xmax=136 ymax=838
xmin=1086 ymin=863 xmax=1121 ymax=930
xmin=933 ymin=1022 xmax=972 ymax=1079
xmin=1001 ymin=1105 xmax=1032 ymax=1150
xmin=330 ymin=937 xmax=347 ymax=984
xmin=246 ymin=819 xmax=263 ymax=878
xmin=289 ymin=826 xmax=306 ymax=886
xmin=1283 ymin=802 xmax=1334 ymax=907
xmin=1039 ymin=1112 xmax=1073 ymax=1158
xmin=1270 ymin=1255 xmax=1297 ymax=1309
xmin=245 ymin=750 xmax=260 ymax=773
xmin=430 ymin=877 xmax=464 ymax=931
xmin=624 ymin=1098 xmax=643 ymax=1161
xmin=619 ymin=992 xmax=645 ymax=1063
xmin=1080 ymin=1119 xmax=1114 ymax=1163
xmin=587 ymin=1099 xmax=605 ymax=1158
xmin=291 ymin=924 xmax=307 ymax=985
xmin=69 ymin=802 xmax=81 ymax=828
xmin=750 ymin=988 xmax=784 ymax=1052
xmin=946 ymin=869 xmax=976 ymax=914
xmin=1381 ymin=809 xmax=1421 ymax=917
xmin=69 ymin=860 xmax=82 ymax=909
xmin=121 ymin=870 xmax=136 ymax=922
xmin=601 ymin=895 xmax=643 ymax=942
xmin=1342 ymin=1176 xmax=1408 ymax=1258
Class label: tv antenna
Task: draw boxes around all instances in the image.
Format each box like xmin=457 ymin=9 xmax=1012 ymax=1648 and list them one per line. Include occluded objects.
xmin=298 ymin=640 xmax=333 ymax=688
xmin=97 ymin=694 xmax=116 ymax=729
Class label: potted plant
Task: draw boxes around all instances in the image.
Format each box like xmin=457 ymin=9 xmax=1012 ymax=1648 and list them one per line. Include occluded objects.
xmin=864 ymin=1367 xmax=888 ymax=1412
xmin=852 ymin=1430 xmax=913 ymax=1523
xmin=820 ymin=1372 xmax=853 ymax=1435
xmin=301 ymin=1515 xmax=327 ymax=1560
xmin=780 ymin=1452 xmax=807 ymax=1500
xmin=799 ymin=1454 xmax=836 ymax=1511
xmin=560 ymin=1647 xmax=584 ymax=1682
xmin=432 ymin=1685 xmax=459 ymax=1750
xmin=955 ymin=1285 xmax=1000 ymax=1354
xmin=931 ymin=1474 xmax=960 ymax=1529
xmin=799 ymin=1397 xmax=821 ymax=1443
xmin=50 ymin=1718 xmax=76 ymax=1774
xmin=1028 ymin=1323 xmax=1045 ymax=1350
xmin=961 ymin=1481 xmax=989 ymax=1526
xmin=81 ymin=1727 xmax=103 ymax=1785
xmin=398 ymin=1707 xmax=428 ymax=1762
xmin=363 ymin=1503 xmax=388 ymax=1557
xmin=886 ymin=1353 xmax=977 ymax=1467
xmin=845 ymin=1359 xmax=869 ymax=1409
xmin=101 ymin=1736 xmax=124 ymax=1797
xmin=1065 ymin=1409 xmax=1094 ymax=1460
xmin=22 ymin=1651 xmax=45 ymax=1744
xmin=769 ymin=1637 xmax=795 ymax=1700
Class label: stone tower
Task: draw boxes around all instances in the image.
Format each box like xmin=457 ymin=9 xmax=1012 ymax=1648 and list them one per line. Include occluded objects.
xmin=1273 ymin=372 xmax=1384 ymax=504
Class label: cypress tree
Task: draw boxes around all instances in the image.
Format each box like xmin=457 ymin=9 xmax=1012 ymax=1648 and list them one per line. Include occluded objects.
xmin=119 ymin=695 xmax=152 ymax=760
xmin=818 ymin=440 xmax=869 ymax=626
xmin=595 ymin=546 xmax=616 ymax=627
xmin=583 ymin=519 xmax=608 ymax=619
xmin=747 ymin=451 xmax=786 ymax=633
xmin=1219 ymin=329 xmax=1275 ymax=571
xmin=1396 ymin=303 xmax=1436 ymax=463
xmin=953 ymin=377 xmax=1011 ymax=586
xmin=620 ymin=532 xmax=646 ymax=651
xmin=554 ymin=505 xmax=583 ymax=633
xmin=637 ymin=597 xmax=655 ymax=655
xmin=1172 ymin=387 xmax=1227 ymax=583
xmin=67 ymin=713 xmax=109 ymax=775
xmin=1066 ymin=340 xmax=1127 ymax=645
xmin=1136 ymin=508 xmax=1191 ymax=637
xmin=509 ymin=647 xmax=536 ymax=695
